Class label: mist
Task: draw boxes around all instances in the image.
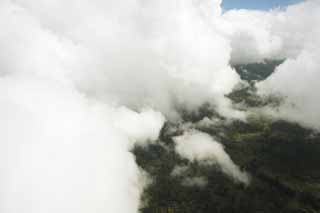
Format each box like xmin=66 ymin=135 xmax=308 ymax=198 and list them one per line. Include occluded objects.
xmin=0 ymin=0 xmax=238 ymax=212
xmin=222 ymin=0 xmax=320 ymax=129
xmin=1 ymin=0 xmax=320 ymax=212
xmin=173 ymin=130 xmax=250 ymax=184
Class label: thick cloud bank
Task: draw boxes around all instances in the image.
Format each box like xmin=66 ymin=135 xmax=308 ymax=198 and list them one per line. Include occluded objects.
xmin=0 ymin=0 xmax=239 ymax=212
xmin=0 ymin=76 xmax=160 ymax=213
xmin=257 ymin=1 xmax=320 ymax=129
xmin=223 ymin=0 xmax=320 ymax=130
xmin=0 ymin=0 xmax=239 ymax=118
xmin=1 ymin=0 xmax=320 ymax=212
xmin=173 ymin=131 xmax=250 ymax=184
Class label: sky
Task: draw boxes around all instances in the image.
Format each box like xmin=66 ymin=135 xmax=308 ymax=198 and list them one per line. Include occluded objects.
xmin=222 ymin=0 xmax=304 ymax=10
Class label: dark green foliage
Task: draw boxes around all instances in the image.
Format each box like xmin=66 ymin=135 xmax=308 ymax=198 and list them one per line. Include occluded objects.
xmin=227 ymin=84 xmax=283 ymax=108
xmin=228 ymin=59 xmax=285 ymax=108
xmin=178 ymin=103 xmax=224 ymax=123
xmin=133 ymin=115 xmax=320 ymax=213
xmin=233 ymin=59 xmax=285 ymax=82
xmin=132 ymin=59 xmax=320 ymax=213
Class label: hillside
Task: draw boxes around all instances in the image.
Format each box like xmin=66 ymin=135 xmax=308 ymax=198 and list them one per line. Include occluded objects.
xmin=132 ymin=60 xmax=320 ymax=213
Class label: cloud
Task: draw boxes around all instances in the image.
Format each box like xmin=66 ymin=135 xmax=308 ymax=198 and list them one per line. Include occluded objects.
xmin=222 ymin=0 xmax=320 ymax=130
xmin=223 ymin=9 xmax=282 ymax=65
xmin=5 ymin=0 xmax=240 ymax=119
xmin=0 ymin=0 xmax=241 ymax=212
xmin=257 ymin=1 xmax=320 ymax=130
xmin=1 ymin=0 xmax=319 ymax=212
xmin=222 ymin=0 xmax=319 ymax=64
xmin=173 ymin=130 xmax=250 ymax=184
xmin=112 ymin=107 xmax=166 ymax=146
xmin=258 ymin=42 xmax=320 ymax=129
xmin=181 ymin=176 xmax=208 ymax=188
xmin=0 ymin=76 xmax=151 ymax=213
xmin=171 ymin=165 xmax=189 ymax=177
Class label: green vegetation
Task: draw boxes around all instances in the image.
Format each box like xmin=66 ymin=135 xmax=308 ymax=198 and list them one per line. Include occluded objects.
xmin=133 ymin=115 xmax=320 ymax=213
xmin=132 ymin=59 xmax=320 ymax=213
xmin=233 ymin=59 xmax=285 ymax=82
xmin=227 ymin=83 xmax=283 ymax=108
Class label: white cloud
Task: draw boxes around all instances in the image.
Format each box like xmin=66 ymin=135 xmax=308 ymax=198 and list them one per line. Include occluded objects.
xmin=223 ymin=0 xmax=320 ymax=130
xmin=173 ymin=130 xmax=250 ymax=184
xmin=0 ymin=0 xmax=241 ymax=212
xmin=113 ymin=107 xmax=166 ymax=146
xmin=0 ymin=76 xmax=149 ymax=213
xmin=181 ymin=176 xmax=208 ymax=187
xmin=1 ymin=0 xmax=319 ymax=212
